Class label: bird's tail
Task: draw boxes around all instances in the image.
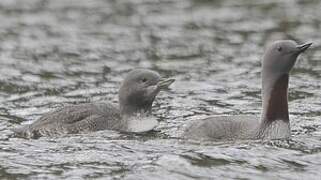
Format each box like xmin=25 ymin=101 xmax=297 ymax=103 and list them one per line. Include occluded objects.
xmin=11 ymin=125 xmax=33 ymax=138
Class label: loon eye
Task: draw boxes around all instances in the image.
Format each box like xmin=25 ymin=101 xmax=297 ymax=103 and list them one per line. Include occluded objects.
xmin=141 ymin=78 xmax=148 ymax=83
xmin=277 ymin=46 xmax=282 ymax=52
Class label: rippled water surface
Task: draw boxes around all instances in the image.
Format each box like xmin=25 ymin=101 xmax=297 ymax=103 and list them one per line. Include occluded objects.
xmin=1 ymin=0 xmax=321 ymax=179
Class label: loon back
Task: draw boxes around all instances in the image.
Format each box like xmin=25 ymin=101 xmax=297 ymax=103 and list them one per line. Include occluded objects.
xmin=183 ymin=115 xmax=259 ymax=140
xmin=183 ymin=115 xmax=290 ymax=141
xmin=13 ymin=103 xmax=121 ymax=138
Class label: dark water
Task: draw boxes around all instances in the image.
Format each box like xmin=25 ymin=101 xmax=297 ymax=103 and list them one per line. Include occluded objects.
xmin=0 ymin=0 xmax=321 ymax=179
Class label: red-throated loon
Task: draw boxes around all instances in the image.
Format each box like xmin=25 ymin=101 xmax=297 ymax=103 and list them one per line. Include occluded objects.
xmin=183 ymin=40 xmax=312 ymax=141
xmin=14 ymin=69 xmax=175 ymax=138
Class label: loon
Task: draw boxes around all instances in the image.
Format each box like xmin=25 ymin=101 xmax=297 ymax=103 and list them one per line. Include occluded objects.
xmin=183 ymin=40 xmax=312 ymax=141
xmin=14 ymin=69 xmax=175 ymax=138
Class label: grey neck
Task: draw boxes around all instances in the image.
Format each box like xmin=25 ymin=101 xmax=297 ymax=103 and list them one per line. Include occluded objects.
xmin=120 ymin=103 xmax=152 ymax=118
xmin=260 ymin=71 xmax=289 ymax=126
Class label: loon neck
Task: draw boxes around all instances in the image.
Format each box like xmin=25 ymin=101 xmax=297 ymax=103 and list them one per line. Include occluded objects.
xmin=119 ymin=103 xmax=157 ymax=133
xmin=120 ymin=104 xmax=152 ymax=118
xmin=261 ymin=73 xmax=289 ymax=126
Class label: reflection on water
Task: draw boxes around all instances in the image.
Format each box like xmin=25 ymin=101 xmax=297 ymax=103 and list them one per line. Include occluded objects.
xmin=0 ymin=0 xmax=320 ymax=179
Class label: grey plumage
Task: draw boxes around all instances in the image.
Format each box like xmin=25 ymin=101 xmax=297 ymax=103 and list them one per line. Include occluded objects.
xmin=184 ymin=40 xmax=312 ymax=141
xmin=14 ymin=103 xmax=121 ymax=138
xmin=13 ymin=69 xmax=174 ymax=138
xmin=184 ymin=116 xmax=259 ymax=140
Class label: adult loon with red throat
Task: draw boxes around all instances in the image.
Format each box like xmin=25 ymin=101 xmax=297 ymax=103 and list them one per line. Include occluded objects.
xmin=183 ymin=40 xmax=312 ymax=141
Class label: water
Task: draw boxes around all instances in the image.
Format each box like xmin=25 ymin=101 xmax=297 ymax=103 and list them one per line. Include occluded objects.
xmin=0 ymin=0 xmax=321 ymax=179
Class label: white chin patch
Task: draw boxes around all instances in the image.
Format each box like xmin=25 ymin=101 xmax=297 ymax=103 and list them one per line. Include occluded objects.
xmin=126 ymin=116 xmax=159 ymax=133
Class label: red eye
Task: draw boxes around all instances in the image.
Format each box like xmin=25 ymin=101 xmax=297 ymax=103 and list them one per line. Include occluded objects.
xmin=277 ymin=46 xmax=282 ymax=52
xmin=141 ymin=78 xmax=147 ymax=83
